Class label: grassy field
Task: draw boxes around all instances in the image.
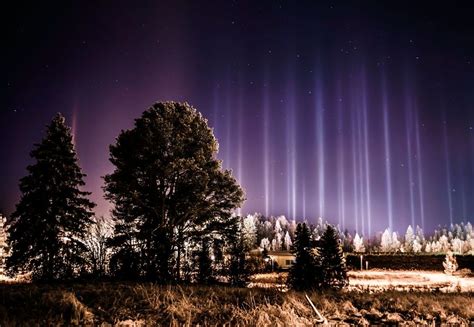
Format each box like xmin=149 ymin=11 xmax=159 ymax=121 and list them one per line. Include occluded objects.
xmin=0 ymin=282 xmax=472 ymax=326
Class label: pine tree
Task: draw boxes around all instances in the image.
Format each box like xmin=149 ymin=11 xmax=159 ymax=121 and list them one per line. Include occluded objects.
xmin=287 ymin=223 xmax=321 ymax=291
xmin=7 ymin=114 xmax=95 ymax=281
xmin=104 ymin=102 xmax=244 ymax=281
xmin=318 ymin=225 xmax=348 ymax=290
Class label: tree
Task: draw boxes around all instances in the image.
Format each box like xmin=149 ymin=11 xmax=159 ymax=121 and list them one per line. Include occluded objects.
xmin=84 ymin=216 xmax=113 ymax=277
xmin=194 ymin=236 xmax=214 ymax=284
xmin=287 ymin=223 xmax=320 ymax=291
xmin=443 ymin=251 xmax=458 ymax=275
xmin=284 ymin=231 xmax=292 ymax=251
xmin=353 ymin=233 xmax=365 ymax=253
xmin=380 ymin=229 xmax=392 ymax=252
xmin=318 ymin=225 xmax=348 ymax=290
xmin=404 ymin=225 xmax=414 ymax=252
xmin=227 ymin=219 xmax=250 ymax=287
xmin=104 ymin=102 xmax=244 ymax=281
xmin=0 ymin=215 xmax=9 ymax=276
xmin=7 ymin=114 xmax=95 ymax=281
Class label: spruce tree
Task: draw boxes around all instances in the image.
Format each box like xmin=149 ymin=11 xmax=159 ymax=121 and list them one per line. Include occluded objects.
xmin=318 ymin=225 xmax=348 ymax=290
xmin=287 ymin=223 xmax=321 ymax=290
xmin=227 ymin=218 xmax=250 ymax=287
xmin=7 ymin=114 xmax=95 ymax=281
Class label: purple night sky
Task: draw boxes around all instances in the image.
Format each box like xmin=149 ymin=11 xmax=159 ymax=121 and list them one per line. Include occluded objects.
xmin=2 ymin=1 xmax=474 ymax=236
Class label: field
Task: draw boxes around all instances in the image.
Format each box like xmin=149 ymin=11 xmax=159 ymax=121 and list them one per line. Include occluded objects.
xmin=0 ymin=278 xmax=472 ymax=326
xmin=348 ymin=269 xmax=474 ymax=292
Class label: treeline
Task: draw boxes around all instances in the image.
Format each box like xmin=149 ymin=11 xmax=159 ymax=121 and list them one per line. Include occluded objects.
xmin=241 ymin=214 xmax=474 ymax=255
xmin=6 ymin=102 xmax=250 ymax=285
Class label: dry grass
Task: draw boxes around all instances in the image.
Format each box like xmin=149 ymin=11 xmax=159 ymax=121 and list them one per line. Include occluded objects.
xmin=0 ymin=282 xmax=472 ymax=326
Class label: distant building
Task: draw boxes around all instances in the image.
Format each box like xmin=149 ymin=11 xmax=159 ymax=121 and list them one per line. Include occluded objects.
xmin=268 ymin=251 xmax=295 ymax=270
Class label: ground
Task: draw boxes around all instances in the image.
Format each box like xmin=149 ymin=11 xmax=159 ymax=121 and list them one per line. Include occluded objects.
xmin=348 ymin=269 xmax=474 ymax=292
xmin=0 ymin=270 xmax=472 ymax=325
xmin=250 ymin=269 xmax=474 ymax=292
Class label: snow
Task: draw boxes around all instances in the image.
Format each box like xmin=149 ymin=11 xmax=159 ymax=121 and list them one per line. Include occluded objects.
xmin=348 ymin=269 xmax=474 ymax=292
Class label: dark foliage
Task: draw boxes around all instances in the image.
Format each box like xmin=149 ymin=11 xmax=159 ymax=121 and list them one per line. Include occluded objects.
xmin=104 ymin=102 xmax=244 ymax=282
xmin=318 ymin=225 xmax=348 ymax=290
xmin=287 ymin=223 xmax=321 ymax=290
xmin=6 ymin=114 xmax=95 ymax=281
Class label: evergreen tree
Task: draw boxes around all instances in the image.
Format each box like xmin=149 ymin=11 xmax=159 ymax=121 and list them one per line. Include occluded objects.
xmin=287 ymin=223 xmax=321 ymax=291
xmin=195 ymin=236 xmax=214 ymax=284
xmin=227 ymin=218 xmax=250 ymax=287
xmin=7 ymin=114 xmax=95 ymax=281
xmin=318 ymin=225 xmax=348 ymax=290
xmin=104 ymin=102 xmax=244 ymax=281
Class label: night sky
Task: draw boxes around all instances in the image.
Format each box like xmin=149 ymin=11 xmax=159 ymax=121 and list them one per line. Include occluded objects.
xmin=3 ymin=1 xmax=474 ymax=236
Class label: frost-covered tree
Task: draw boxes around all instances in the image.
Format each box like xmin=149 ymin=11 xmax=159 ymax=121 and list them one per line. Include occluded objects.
xmin=380 ymin=229 xmax=392 ymax=252
xmin=424 ymin=242 xmax=432 ymax=253
xmin=0 ymin=215 xmax=9 ymax=275
xmin=7 ymin=114 xmax=95 ymax=281
xmin=284 ymin=231 xmax=292 ymax=251
xmin=443 ymin=251 xmax=458 ymax=275
xmin=260 ymin=237 xmax=270 ymax=251
xmin=404 ymin=225 xmax=415 ymax=252
xmin=242 ymin=214 xmax=257 ymax=249
xmin=353 ymin=233 xmax=365 ymax=253
xmin=439 ymin=235 xmax=450 ymax=252
xmin=451 ymin=238 xmax=463 ymax=254
xmin=413 ymin=239 xmax=422 ymax=253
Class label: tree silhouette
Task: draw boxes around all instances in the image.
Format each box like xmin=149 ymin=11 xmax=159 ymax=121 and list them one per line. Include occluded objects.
xmin=318 ymin=225 xmax=348 ymax=290
xmin=104 ymin=102 xmax=244 ymax=282
xmin=287 ymin=223 xmax=321 ymax=290
xmin=7 ymin=114 xmax=95 ymax=281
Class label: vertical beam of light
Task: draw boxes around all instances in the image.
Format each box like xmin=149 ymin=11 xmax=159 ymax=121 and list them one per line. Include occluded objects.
xmin=315 ymin=73 xmax=325 ymax=219
xmin=302 ymin=181 xmax=306 ymax=220
xmin=236 ymin=74 xmax=244 ymax=216
xmin=414 ymin=108 xmax=426 ymax=230
xmin=212 ymin=83 xmax=220 ymax=141
xmin=405 ymin=98 xmax=416 ymax=228
xmin=443 ymin=117 xmax=454 ymax=226
xmin=336 ymin=84 xmax=346 ymax=230
xmin=224 ymin=77 xmax=232 ymax=170
xmin=361 ymin=72 xmax=372 ymax=236
xmin=263 ymin=73 xmax=271 ymax=217
xmin=286 ymin=71 xmax=297 ymax=220
xmin=351 ymin=106 xmax=359 ymax=233
xmin=357 ymin=100 xmax=366 ymax=236
xmin=285 ymin=71 xmax=297 ymax=220
xmin=461 ymin=181 xmax=467 ymax=219
xmin=382 ymin=77 xmax=394 ymax=230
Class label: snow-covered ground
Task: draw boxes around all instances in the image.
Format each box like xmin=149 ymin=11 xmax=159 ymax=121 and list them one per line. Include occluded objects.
xmin=249 ymin=270 xmax=474 ymax=292
xmin=348 ymin=269 xmax=474 ymax=292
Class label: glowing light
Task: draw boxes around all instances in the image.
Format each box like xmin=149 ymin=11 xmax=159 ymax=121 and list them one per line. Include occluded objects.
xmin=443 ymin=117 xmax=454 ymax=226
xmin=315 ymin=73 xmax=325 ymax=218
xmin=336 ymin=81 xmax=346 ymax=230
xmin=414 ymin=108 xmax=425 ymax=230
xmin=382 ymin=77 xmax=394 ymax=230
xmin=263 ymin=72 xmax=271 ymax=217
xmin=405 ymin=95 xmax=416 ymax=228
xmin=361 ymin=73 xmax=372 ymax=236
